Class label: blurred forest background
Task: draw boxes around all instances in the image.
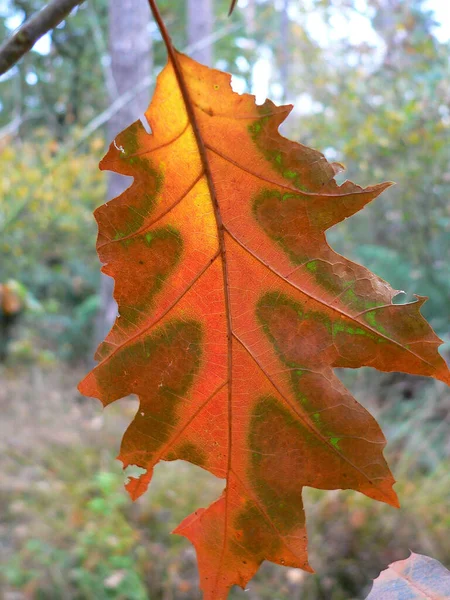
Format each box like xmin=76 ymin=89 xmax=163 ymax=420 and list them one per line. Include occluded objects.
xmin=1 ymin=0 xmax=449 ymax=598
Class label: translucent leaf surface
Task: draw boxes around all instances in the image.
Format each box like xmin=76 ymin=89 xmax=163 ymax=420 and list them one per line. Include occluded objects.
xmin=367 ymin=552 xmax=450 ymax=599
xmin=79 ymin=54 xmax=450 ymax=599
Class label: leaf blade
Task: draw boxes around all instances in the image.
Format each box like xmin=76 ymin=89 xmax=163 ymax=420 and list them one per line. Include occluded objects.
xmin=79 ymin=53 xmax=450 ymax=598
xmin=367 ymin=552 xmax=450 ymax=599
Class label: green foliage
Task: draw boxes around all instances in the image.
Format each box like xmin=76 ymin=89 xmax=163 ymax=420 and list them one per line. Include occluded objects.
xmin=0 ymin=0 xmax=109 ymax=138
xmin=0 ymin=135 xmax=105 ymax=360
xmin=4 ymin=469 xmax=149 ymax=599
xmin=0 ymin=0 xmax=448 ymax=594
xmin=2 ymin=0 xmax=448 ymax=350
xmin=2 ymin=367 xmax=449 ymax=600
xmin=275 ymin=0 xmax=450 ymax=338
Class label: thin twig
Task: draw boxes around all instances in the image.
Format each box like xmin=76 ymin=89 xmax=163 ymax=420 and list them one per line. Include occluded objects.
xmin=0 ymin=0 xmax=86 ymax=76
xmin=228 ymin=0 xmax=238 ymax=16
xmin=0 ymin=21 xmax=241 ymax=147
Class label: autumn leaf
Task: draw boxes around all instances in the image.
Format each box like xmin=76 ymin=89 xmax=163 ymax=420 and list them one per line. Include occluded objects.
xmin=78 ymin=51 xmax=450 ymax=599
xmin=366 ymin=552 xmax=450 ymax=599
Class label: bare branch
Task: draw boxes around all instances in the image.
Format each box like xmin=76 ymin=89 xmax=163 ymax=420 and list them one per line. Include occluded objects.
xmin=0 ymin=0 xmax=86 ymax=76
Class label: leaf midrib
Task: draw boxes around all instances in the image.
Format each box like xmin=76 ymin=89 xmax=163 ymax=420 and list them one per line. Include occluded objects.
xmin=165 ymin=50 xmax=235 ymax=588
xmin=168 ymin=54 xmax=398 ymax=545
xmin=95 ymin=55 xmax=424 ymax=485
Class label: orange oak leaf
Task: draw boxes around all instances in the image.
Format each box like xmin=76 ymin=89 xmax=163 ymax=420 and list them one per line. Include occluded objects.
xmin=78 ymin=52 xmax=450 ymax=599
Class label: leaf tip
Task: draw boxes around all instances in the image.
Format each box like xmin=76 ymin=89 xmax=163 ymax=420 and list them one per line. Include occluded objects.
xmin=386 ymin=486 xmax=401 ymax=509
xmin=303 ymin=562 xmax=315 ymax=574
xmin=172 ymin=507 xmax=205 ymax=537
xmin=331 ymin=161 xmax=346 ymax=175
xmin=124 ymin=468 xmax=152 ymax=501
xmin=437 ymin=366 xmax=450 ymax=386
xmin=374 ymin=180 xmax=396 ymax=195
xmin=391 ymin=495 xmax=401 ymax=510
xmin=382 ymin=478 xmax=400 ymax=508
xmin=77 ymin=373 xmax=101 ymax=404
xmin=365 ymin=478 xmax=400 ymax=509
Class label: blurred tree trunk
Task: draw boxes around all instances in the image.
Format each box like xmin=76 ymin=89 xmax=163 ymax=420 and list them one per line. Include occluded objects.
xmin=245 ymin=0 xmax=256 ymax=34
xmin=95 ymin=0 xmax=152 ymax=347
xmin=280 ymin=0 xmax=289 ymax=102
xmin=187 ymin=0 xmax=213 ymax=66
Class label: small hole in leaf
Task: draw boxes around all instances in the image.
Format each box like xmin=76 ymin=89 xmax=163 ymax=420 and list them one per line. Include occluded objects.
xmin=140 ymin=114 xmax=152 ymax=134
